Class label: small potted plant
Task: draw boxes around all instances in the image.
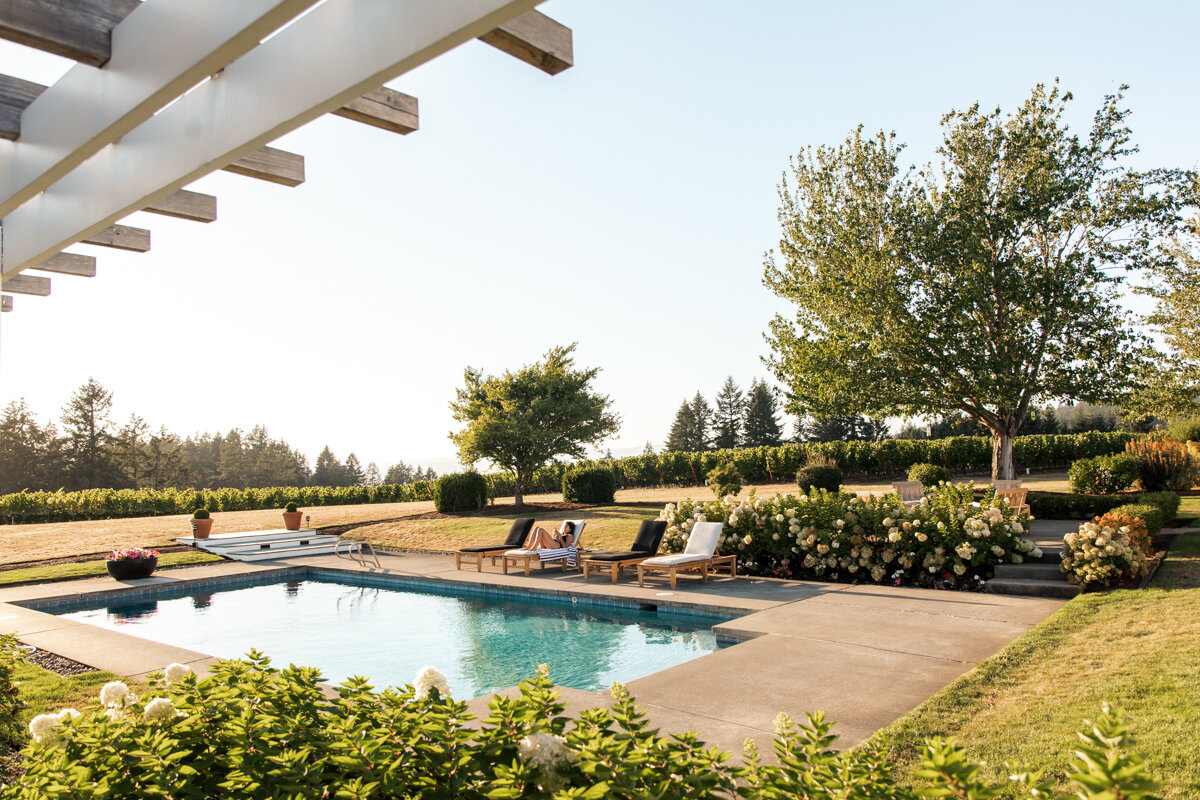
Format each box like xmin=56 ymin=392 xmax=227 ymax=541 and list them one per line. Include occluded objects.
xmin=190 ymin=507 xmax=213 ymax=539
xmin=106 ymin=548 xmax=159 ymax=580
xmin=282 ymin=502 xmax=303 ymax=531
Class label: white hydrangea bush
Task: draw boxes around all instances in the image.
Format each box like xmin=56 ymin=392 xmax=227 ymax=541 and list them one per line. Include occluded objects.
xmin=658 ymin=483 xmax=1039 ymax=589
xmin=1061 ymin=521 xmax=1148 ymax=587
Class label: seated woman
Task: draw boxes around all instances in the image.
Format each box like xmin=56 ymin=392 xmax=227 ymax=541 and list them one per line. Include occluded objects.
xmin=524 ymin=521 xmax=576 ymax=550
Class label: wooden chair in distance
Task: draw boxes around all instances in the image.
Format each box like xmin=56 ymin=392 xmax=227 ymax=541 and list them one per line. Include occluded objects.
xmin=454 ymin=518 xmax=535 ymax=571
xmin=637 ymin=522 xmax=730 ymax=589
xmin=891 ymin=481 xmax=925 ymax=508
xmin=995 ymin=488 xmax=1030 ymax=515
xmin=501 ymin=520 xmax=588 ymax=576
xmin=581 ymin=519 xmax=668 ymax=583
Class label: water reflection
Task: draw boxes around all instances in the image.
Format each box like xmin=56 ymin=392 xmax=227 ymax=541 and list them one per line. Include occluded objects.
xmin=191 ymin=594 xmax=214 ymax=610
xmin=108 ymin=599 xmax=158 ymax=621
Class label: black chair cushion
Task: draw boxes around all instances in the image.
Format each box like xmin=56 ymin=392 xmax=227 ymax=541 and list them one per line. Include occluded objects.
xmin=585 ymin=550 xmax=648 ymax=562
xmin=504 ymin=517 xmax=536 ymax=547
xmin=630 ymin=519 xmax=667 ymax=553
xmin=457 ymin=544 xmax=514 ymax=554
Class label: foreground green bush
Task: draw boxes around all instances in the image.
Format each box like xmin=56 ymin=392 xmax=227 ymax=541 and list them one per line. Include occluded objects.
xmin=1068 ymin=453 xmax=1139 ymax=494
xmin=433 ymin=471 xmax=487 ymax=513
xmin=7 ymin=654 xmax=1162 ymax=800
xmin=561 ymin=465 xmax=617 ymax=504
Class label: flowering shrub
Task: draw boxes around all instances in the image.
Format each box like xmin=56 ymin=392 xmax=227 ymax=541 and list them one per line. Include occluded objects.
xmin=1095 ymin=512 xmax=1153 ymax=557
xmin=5 ymin=652 xmax=1162 ymax=800
xmin=1061 ymin=520 xmax=1149 ymax=588
xmin=658 ymin=483 xmax=1039 ymax=589
xmin=104 ymin=547 xmax=158 ymax=562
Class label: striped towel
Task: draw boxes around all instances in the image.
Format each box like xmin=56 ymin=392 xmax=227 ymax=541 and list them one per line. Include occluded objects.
xmin=536 ymin=545 xmax=578 ymax=567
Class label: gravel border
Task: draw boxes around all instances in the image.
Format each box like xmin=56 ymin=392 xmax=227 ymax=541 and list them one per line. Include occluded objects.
xmin=20 ymin=646 xmax=98 ymax=677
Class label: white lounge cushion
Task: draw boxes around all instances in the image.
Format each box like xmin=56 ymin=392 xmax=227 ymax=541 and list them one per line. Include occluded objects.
xmin=641 ymin=553 xmax=711 ymax=567
xmin=682 ymin=522 xmax=723 ymax=557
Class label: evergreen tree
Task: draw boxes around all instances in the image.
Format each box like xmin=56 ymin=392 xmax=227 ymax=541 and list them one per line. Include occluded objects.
xmin=60 ymin=378 xmax=117 ymax=490
xmin=114 ymin=414 xmax=150 ymax=488
xmin=642 ymin=440 xmax=655 ymax=455
xmin=742 ymin=380 xmax=782 ymax=447
xmin=312 ymin=446 xmax=347 ymax=486
xmin=384 ymin=461 xmax=414 ymax=485
xmin=857 ymin=417 xmax=891 ymax=441
xmin=603 ymin=447 xmax=615 ymax=460
xmin=218 ymin=428 xmax=247 ymax=488
xmin=145 ymin=427 xmax=187 ymax=490
xmin=689 ymin=392 xmax=713 ymax=451
xmin=0 ymin=400 xmax=58 ymax=493
xmin=712 ymin=376 xmax=745 ymax=450
xmin=664 ymin=400 xmax=702 ymax=452
xmin=364 ymin=462 xmax=382 ymax=487
xmin=805 ymin=415 xmax=859 ymax=442
xmin=344 ymin=453 xmax=366 ymax=486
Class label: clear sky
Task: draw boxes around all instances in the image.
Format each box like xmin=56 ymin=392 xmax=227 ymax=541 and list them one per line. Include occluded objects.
xmin=1 ymin=1 xmax=1197 ymax=475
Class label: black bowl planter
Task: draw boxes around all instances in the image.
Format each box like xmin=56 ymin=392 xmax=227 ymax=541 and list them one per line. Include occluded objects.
xmin=106 ymin=556 xmax=158 ymax=580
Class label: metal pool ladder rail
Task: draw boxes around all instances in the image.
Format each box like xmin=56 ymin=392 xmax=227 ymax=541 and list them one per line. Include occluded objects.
xmin=335 ymin=536 xmax=381 ymax=569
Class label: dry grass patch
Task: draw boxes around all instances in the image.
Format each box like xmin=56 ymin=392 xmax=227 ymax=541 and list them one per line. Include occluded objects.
xmin=871 ymin=530 xmax=1200 ymax=798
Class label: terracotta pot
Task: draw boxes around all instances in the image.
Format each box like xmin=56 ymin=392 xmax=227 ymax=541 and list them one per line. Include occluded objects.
xmin=107 ymin=556 xmax=157 ymax=580
xmin=282 ymin=511 xmax=303 ymax=531
xmin=190 ymin=518 xmax=214 ymax=539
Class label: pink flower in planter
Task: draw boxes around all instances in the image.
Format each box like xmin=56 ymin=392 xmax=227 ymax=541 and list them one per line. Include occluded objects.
xmin=106 ymin=548 xmax=160 ymax=562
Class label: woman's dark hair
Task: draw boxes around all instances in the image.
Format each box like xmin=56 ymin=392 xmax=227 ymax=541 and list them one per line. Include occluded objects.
xmin=562 ymin=521 xmax=575 ymax=534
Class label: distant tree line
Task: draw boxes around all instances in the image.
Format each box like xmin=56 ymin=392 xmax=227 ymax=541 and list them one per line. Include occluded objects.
xmin=664 ymin=377 xmax=784 ymax=452
xmin=0 ymin=379 xmax=437 ymax=494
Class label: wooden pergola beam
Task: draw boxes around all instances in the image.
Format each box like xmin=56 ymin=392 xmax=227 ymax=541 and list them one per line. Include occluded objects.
xmin=0 ymin=0 xmax=140 ymax=67
xmin=478 ymin=9 xmax=572 ymax=75
xmin=81 ymin=224 xmax=150 ymax=252
xmin=32 ymin=252 xmax=97 ymax=277
xmin=1 ymin=274 xmax=50 ymax=296
xmin=222 ymin=146 xmax=305 ymax=187
xmin=143 ymin=189 xmax=217 ymax=222
xmin=331 ymin=86 xmax=418 ymax=134
xmin=0 ymin=74 xmax=45 ymax=141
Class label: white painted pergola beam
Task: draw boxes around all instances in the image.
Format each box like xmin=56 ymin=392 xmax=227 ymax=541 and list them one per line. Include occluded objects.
xmin=1 ymin=0 xmax=542 ymax=277
xmin=0 ymin=0 xmax=322 ymax=219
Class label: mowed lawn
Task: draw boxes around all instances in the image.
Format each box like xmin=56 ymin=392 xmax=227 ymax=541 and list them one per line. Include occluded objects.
xmin=871 ymin=503 xmax=1200 ymax=799
xmin=0 ymin=472 xmax=1074 ymax=565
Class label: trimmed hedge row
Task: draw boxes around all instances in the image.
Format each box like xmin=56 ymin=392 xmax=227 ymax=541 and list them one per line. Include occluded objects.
xmin=0 ymin=482 xmax=434 ymax=525
xmin=1026 ymin=490 xmax=1181 ymax=523
xmin=487 ymin=431 xmax=1137 ymax=497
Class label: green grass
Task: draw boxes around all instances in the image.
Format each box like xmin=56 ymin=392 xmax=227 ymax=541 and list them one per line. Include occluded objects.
xmin=14 ymin=661 xmax=123 ymax=722
xmin=869 ymin=530 xmax=1200 ymax=798
xmin=1177 ymin=495 xmax=1199 ymax=523
xmin=0 ymin=551 xmax=222 ymax=588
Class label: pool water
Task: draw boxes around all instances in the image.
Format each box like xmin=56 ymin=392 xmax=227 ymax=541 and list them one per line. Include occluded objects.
xmin=57 ymin=577 xmax=731 ymax=697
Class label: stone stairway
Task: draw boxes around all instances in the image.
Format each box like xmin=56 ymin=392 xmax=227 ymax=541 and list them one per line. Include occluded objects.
xmin=985 ymin=542 xmax=1080 ymax=599
xmin=176 ymin=528 xmax=341 ymax=562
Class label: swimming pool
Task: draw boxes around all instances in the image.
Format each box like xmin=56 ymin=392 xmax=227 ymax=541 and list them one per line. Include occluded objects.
xmin=51 ymin=572 xmax=734 ymax=697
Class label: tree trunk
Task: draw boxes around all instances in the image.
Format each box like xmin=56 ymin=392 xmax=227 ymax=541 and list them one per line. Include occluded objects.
xmin=513 ymin=473 xmax=525 ymax=506
xmin=990 ymin=426 xmax=1017 ymax=481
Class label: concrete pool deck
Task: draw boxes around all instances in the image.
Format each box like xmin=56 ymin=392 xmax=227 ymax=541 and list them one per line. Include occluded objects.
xmin=0 ymin=550 xmax=1066 ymax=753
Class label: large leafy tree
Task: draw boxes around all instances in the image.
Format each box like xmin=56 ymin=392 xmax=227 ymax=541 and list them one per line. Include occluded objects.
xmin=764 ymin=83 xmax=1195 ymax=479
xmin=449 ymin=343 xmax=619 ymax=505
xmin=1134 ymin=216 xmax=1200 ymax=415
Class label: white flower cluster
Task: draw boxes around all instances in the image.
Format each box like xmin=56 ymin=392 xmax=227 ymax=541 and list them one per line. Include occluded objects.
xmin=28 ymin=677 xmax=185 ymax=749
xmin=517 ymin=731 xmax=576 ymax=790
xmin=659 ymin=483 xmax=1038 ymax=588
xmin=28 ymin=708 xmax=79 ymax=747
xmin=164 ymin=662 xmax=192 ymax=683
xmin=413 ymin=666 xmax=451 ymax=700
xmin=1062 ymin=521 xmax=1147 ymax=587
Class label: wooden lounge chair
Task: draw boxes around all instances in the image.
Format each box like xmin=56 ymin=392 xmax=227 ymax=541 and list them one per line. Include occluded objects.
xmin=637 ymin=522 xmax=727 ymax=589
xmin=891 ymin=481 xmax=925 ymax=507
xmin=502 ymin=520 xmax=587 ymax=576
xmin=581 ymin=520 xmax=668 ymax=583
xmin=454 ymin=517 xmax=535 ymax=571
xmin=996 ymin=488 xmax=1030 ymax=515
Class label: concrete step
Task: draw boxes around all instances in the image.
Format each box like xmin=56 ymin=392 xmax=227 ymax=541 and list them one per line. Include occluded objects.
xmin=985 ymin=577 xmax=1080 ymax=599
xmin=993 ymin=562 xmax=1065 ymax=580
xmin=225 ymin=542 xmax=341 ymax=562
xmin=175 ymin=528 xmax=328 ymax=546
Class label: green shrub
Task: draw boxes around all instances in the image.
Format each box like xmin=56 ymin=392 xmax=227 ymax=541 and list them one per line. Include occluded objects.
xmin=796 ymin=464 xmax=843 ymax=493
xmin=284 ymin=502 xmax=298 ymax=513
xmin=1110 ymin=503 xmax=1166 ymax=536
xmin=1067 ymin=453 xmax=1139 ymax=494
xmin=191 ymin=508 xmax=209 ymax=520
xmin=561 ymin=466 xmax=616 ymax=504
xmin=1027 ymin=492 xmax=1127 ymax=520
xmin=0 ymin=635 xmax=26 ymax=783
xmin=907 ymin=462 xmax=949 ymax=489
xmin=1168 ymin=416 xmax=1200 ymax=443
xmin=705 ymin=462 xmax=742 ymax=498
xmin=1136 ymin=491 xmax=1181 ymax=523
xmin=7 ymin=653 xmax=1162 ymax=800
xmin=432 ymin=472 xmax=487 ymax=513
